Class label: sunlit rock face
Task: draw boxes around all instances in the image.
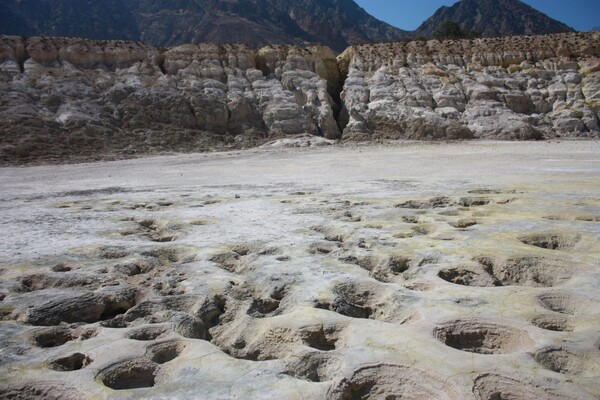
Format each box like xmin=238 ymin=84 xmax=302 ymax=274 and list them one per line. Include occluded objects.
xmin=338 ymin=32 xmax=600 ymax=140
xmin=1 ymin=141 xmax=600 ymax=399
xmin=0 ymin=32 xmax=599 ymax=164
xmin=0 ymin=36 xmax=341 ymax=164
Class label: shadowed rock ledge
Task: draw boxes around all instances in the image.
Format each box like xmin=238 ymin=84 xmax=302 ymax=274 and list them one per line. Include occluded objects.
xmin=0 ymin=32 xmax=599 ymax=164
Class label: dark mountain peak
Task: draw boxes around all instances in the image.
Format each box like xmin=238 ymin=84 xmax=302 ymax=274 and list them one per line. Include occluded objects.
xmin=417 ymin=0 xmax=574 ymax=38
xmin=0 ymin=0 xmax=576 ymax=51
xmin=0 ymin=0 xmax=410 ymax=52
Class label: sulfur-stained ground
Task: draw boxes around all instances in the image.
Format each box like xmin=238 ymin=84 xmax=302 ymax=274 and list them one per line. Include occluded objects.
xmin=0 ymin=141 xmax=599 ymax=399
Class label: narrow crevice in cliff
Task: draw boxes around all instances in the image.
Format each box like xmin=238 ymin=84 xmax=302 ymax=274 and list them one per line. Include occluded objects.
xmin=331 ymin=50 xmax=353 ymax=137
xmin=16 ymin=38 xmax=31 ymax=73
xmin=331 ymin=65 xmax=348 ymax=135
xmin=155 ymin=53 xmax=166 ymax=75
xmin=255 ymin=54 xmax=270 ymax=77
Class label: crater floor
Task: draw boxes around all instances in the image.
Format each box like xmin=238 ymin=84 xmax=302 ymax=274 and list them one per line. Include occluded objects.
xmin=0 ymin=141 xmax=599 ymax=399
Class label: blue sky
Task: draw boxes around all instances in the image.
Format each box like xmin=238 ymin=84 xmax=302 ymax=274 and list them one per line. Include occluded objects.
xmin=354 ymin=0 xmax=600 ymax=32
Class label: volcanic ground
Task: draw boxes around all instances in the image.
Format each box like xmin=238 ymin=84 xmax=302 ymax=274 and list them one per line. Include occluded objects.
xmin=0 ymin=141 xmax=599 ymax=399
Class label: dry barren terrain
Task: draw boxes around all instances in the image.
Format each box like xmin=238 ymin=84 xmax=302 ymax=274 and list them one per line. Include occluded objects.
xmin=0 ymin=141 xmax=599 ymax=399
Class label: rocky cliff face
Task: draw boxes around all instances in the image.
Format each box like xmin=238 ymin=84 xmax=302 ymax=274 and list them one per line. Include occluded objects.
xmin=0 ymin=32 xmax=599 ymax=164
xmin=0 ymin=36 xmax=341 ymax=163
xmin=338 ymin=32 xmax=600 ymax=140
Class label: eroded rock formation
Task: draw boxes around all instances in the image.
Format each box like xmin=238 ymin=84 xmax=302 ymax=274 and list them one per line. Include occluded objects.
xmin=0 ymin=32 xmax=599 ymax=163
xmin=338 ymin=32 xmax=600 ymax=140
xmin=0 ymin=36 xmax=341 ymax=163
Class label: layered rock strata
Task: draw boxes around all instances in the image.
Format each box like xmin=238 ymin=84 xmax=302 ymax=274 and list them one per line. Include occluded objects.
xmin=0 ymin=36 xmax=340 ymax=163
xmin=0 ymin=32 xmax=599 ymax=163
xmin=338 ymin=32 xmax=600 ymax=140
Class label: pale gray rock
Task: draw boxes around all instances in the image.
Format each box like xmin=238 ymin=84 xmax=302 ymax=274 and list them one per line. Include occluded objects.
xmin=0 ymin=37 xmax=341 ymax=164
xmin=338 ymin=32 xmax=600 ymax=141
xmin=171 ymin=312 xmax=208 ymax=340
xmin=0 ymin=33 xmax=599 ymax=163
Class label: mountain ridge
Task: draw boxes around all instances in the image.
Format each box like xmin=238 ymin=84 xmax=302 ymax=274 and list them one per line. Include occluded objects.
xmin=416 ymin=0 xmax=574 ymax=38
xmin=0 ymin=0 xmax=411 ymax=52
xmin=0 ymin=0 xmax=575 ymax=52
